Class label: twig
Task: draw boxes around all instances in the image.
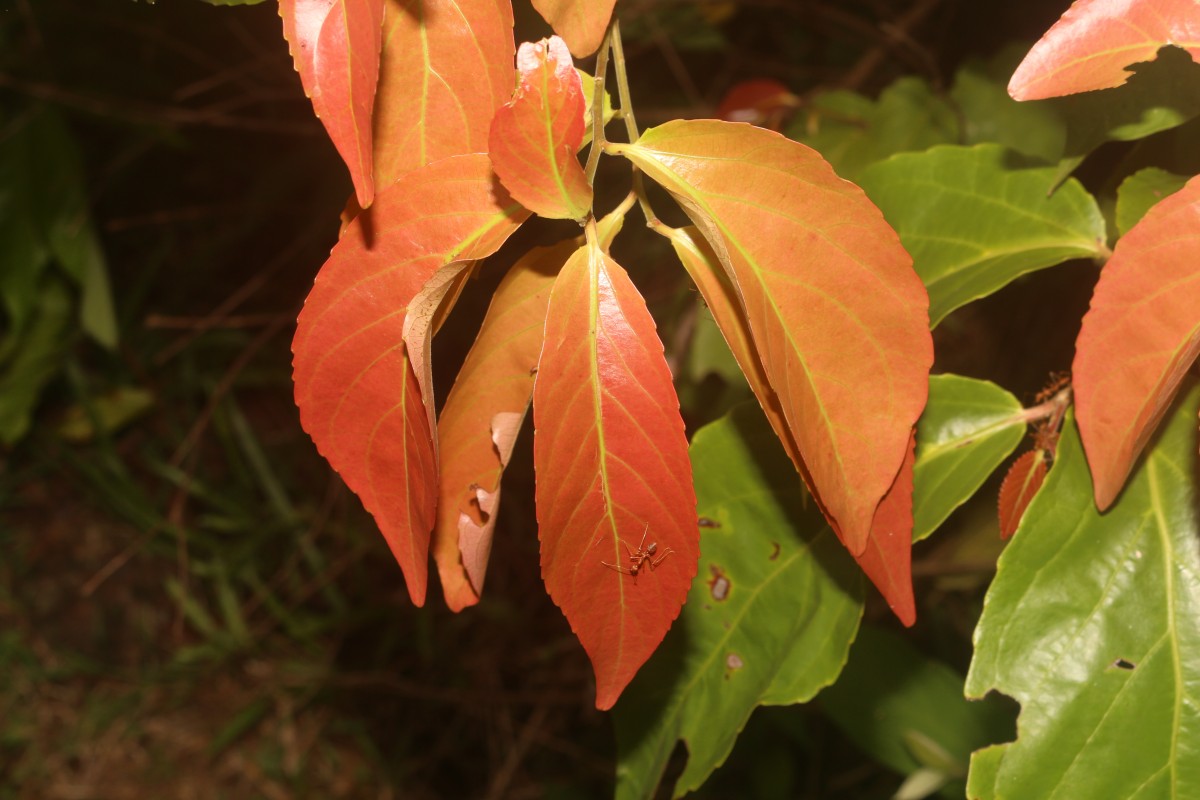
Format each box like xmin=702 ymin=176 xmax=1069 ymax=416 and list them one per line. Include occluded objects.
xmin=838 ymin=0 xmax=943 ymax=90
xmin=484 ymin=703 xmax=551 ymax=800
xmin=0 ymin=73 xmax=319 ymax=136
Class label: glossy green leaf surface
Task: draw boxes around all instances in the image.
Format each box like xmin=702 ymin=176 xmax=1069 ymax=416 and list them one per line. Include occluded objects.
xmin=787 ymin=77 xmax=958 ymax=180
xmin=912 ymin=375 xmax=1025 ymax=542
xmin=966 ymin=383 xmax=1200 ymax=799
xmin=1115 ymin=167 xmax=1189 ymax=237
xmin=613 ymin=403 xmax=863 ymax=800
xmin=859 ymin=144 xmax=1107 ymax=327
xmin=821 ymin=626 xmax=1014 ymax=794
xmin=950 ymin=52 xmax=1066 ymax=164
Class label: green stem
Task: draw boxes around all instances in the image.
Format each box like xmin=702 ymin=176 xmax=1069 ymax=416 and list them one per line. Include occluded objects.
xmin=610 ymin=19 xmax=640 ymax=145
xmin=608 ymin=20 xmax=658 ymax=226
xmin=584 ymin=25 xmax=613 ymax=186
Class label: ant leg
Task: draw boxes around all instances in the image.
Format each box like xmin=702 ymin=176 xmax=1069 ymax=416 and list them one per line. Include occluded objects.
xmin=649 ymin=547 xmax=675 ymax=569
xmin=601 ymin=560 xmax=635 ymax=576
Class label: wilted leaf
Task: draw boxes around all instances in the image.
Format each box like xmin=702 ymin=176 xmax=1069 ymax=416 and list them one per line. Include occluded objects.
xmin=913 ymin=375 xmax=1026 ymax=542
xmin=1115 ymin=167 xmax=1189 ymax=237
xmin=786 ymin=78 xmax=958 ymax=180
xmin=292 ymin=155 xmax=527 ymax=606
xmin=489 ymin=37 xmax=592 ymax=221
xmin=373 ymin=0 xmax=514 ymax=186
xmin=279 ymin=0 xmax=384 ymax=207
xmin=1009 ymin=0 xmax=1200 ymax=100
xmin=432 ymin=240 xmax=569 ymax=610
xmin=997 ymin=449 xmax=1047 ymax=540
xmin=1073 ymin=174 xmax=1200 ymax=510
xmin=613 ymin=120 xmax=932 ymax=555
xmin=529 ymin=0 xmax=616 ymax=58
xmin=613 ymin=403 xmax=863 ymax=800
xmin=821 ymin=627 xmax=1014 ymax=795
xmin=966 ymin=386 xmax=1200 ymax=798
xmin=858 ymin=144 xmax=1107 ymax=327
xmin=534 ymin=239 xmax=697 ymax=710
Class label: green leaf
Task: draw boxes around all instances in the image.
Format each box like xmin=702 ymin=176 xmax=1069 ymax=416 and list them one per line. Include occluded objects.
xmin=1049 ymin=46 xmax=1200 ymax=184
xmin=787 ymin=77 xmax=958 ymax=180
xmin=687 ymin=305 xmax=744 ymax=385
xmin=821 ymin=626 xmax=1015 ymax=797
xmin=3 ymin=107 xmax=118 ymax=348
xmin=913 ymin=375 xmax=1026 ymax=542
xmin=1115 ymin=167 xmax=1190 ymax=237
xmin=858 ymin=144 xmax=1107 ymax=327
xmin=613 ymin=403 xmax=863 ymax=799
xmin=949 ymin=54 xmax=1065 ymax=164
xmin=0 ymin=275 xmax=76 ymax=445
xmin=965 ymin=381 xmax=1200 ymax=799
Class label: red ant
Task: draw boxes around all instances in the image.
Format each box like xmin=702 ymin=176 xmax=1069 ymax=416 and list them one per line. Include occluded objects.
xmin=601 ymin=525 xmax=674 ymax=582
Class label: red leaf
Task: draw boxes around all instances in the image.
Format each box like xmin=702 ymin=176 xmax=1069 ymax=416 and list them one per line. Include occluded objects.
xmin=534 ymin=239 xmax=698 ymax=710
xmin=529 ymin=0 xmax=616 ymax=58
xmin=715 ymin=79 xmax=799 ymax=129
xmin=373 ymin=0 xmax=515 ymax=186
xmin=280 ymin=0 xmax=384 ymax=207
xmin=1009 ymin=0 xmax=1200 ymax=100
xmin=1072 ymin=174 xmax=1200 ymax=509
xmin=433 ymin=241 xmax=569 ymax=610
xmin=489 ymin=37 xmax=592 ymax=221
xmin=292 ymin=155 xmax=528 ymax=605
xmin=852 ymin=432 xmax=917 ymax=625
xmin=998 ymin=449 xmax=1048 ymax=539
xmin=612 ymin=121 xmax=933 ymax=556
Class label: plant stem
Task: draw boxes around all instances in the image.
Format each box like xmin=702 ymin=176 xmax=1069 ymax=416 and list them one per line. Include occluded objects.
xmin=609 ymin=20 xmax=640 ymax=145
xmin=584 ymin=25 xmax=613 ymax=186
xmin=607 ymin=20 xmax=659 ymax=226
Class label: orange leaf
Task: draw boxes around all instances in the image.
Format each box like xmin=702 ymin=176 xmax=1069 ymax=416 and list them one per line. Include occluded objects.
xmin=852 ymin=431 xmax=917 ymax=624
xmin=489 ymin=36 xmax=592 ymax=221
xmin=667 ymin=224 xmax=916 ymax=623
xmin=534 ymin=238 xmax=698 ymax=710
xmin=612 ymin=121 xmax=933 ymax=556
xmin=665 ymin=225 xmax=803 ymax=472
xmin=1009 ymin=0 xmax=1200 ymax=100
xmin=1072 ymin=174 xmax=1200 ymax=509
xmin=373 ymin=0 xmax=515 ymax=186
xmin=529 ymin=0 xmax=616 ymax=58
xmin=433 ymin=241 xmax=570 ymax=610
xmin=998 ymin=449 xmax=1048 ymax=539
xmin=280 ymin=0 xmax=384 ymax=207
xmin=292 ymin=154 xmax=528 ymax=606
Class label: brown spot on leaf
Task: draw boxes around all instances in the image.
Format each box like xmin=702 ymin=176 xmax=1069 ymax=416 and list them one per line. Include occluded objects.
xmin=706 ymin=565 xmax=730 ymax=601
